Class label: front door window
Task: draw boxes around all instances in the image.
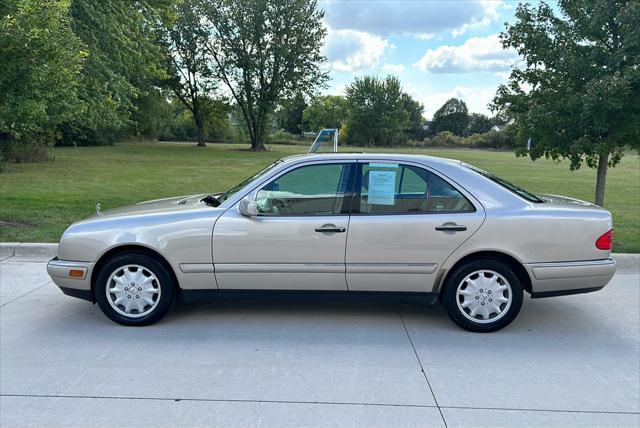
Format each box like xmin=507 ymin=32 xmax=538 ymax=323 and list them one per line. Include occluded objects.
xmin=256 ymin=163 xmax=352 ymax=215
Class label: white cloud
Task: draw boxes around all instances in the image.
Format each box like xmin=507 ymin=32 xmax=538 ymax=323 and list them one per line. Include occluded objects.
xmin=323 ymin=28 xmax=389 ymax=73
xmin=322 ymin=0 xmax=502 ymax=37
xmin=451 ymin=0 xmax=501 ymax=37
xmin=413 ymin=34 xmax=518 ymax=73
xmin=382 ymin=63 xmax=405 ymax=73
xmin=415 ymin=33 xmax=436 ymax=40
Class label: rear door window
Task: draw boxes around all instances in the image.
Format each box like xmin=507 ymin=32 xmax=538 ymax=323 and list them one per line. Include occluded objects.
xmin=356 ymin=163 xmax=475 ymax=214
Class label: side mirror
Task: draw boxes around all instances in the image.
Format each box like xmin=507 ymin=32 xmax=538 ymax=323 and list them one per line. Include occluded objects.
xmin=238 ymin=196 xmax=258 ymax=217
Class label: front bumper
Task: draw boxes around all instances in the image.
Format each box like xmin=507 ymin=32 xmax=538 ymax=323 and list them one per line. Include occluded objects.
xmin=526 ymin=258 xmax=616 ymax=298
xmin=47 ymin=257 xmax=94 ymax=301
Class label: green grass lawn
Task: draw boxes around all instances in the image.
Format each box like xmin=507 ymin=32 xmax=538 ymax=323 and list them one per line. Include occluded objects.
xmin=1 ymin=141 xmax=639 ymax=252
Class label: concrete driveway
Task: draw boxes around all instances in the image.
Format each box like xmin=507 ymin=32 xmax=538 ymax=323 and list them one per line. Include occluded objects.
xmin=1 ymin=253 xmax=638 ymax=427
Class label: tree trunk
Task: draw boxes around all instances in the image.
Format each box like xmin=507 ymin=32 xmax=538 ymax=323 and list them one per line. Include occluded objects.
xmin=594 ymin=151 xmax=609 ymax=207
xmin=251 ymin=134 xmax=266 ymax=151
xmin=194 ymin=111 xmax=205 ymax=147
xmin=250 ymin=118 xmax=267 ymax=151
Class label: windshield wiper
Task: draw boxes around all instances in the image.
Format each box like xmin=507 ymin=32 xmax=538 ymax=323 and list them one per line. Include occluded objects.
xmin=201 ymin=195 xmax=221 ymax=207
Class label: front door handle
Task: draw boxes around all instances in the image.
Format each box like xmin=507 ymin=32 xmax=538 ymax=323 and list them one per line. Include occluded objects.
xmin=435 ymin=224 xmax=467 ymax=232
xmin=315 ymin=224 xmax=346 ymax=233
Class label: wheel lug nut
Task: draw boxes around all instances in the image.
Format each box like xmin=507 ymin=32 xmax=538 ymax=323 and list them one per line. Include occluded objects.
xmin=127 ymin=295 xmax=131 ymax=298
xmin=136 ymin=295 xmax=139 ymax=298
xmin=475 ymin=296 xmax=479 ymax=300
xmin=489 ymin=298 xmax=493 ymax=302
xmin=481 ymin=302 xmax=485 ymax=305
xmin=138 ymin=287 xmax=142 ymax=291
xmin=125 ymin=287 xmax=128 ymax=291
xmin=488 ymin=290 xmax=492 ymax=294
xmin=479 ymin=289 xmax=483 ymax=292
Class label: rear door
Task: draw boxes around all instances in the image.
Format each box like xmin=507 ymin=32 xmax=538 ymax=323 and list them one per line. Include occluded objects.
xmin=345 ymin=161 xmax=485 ymax=292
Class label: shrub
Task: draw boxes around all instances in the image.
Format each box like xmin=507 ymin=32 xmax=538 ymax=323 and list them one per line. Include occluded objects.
xmin=0 ymin=133 xmax=57 ymax=166
xmin=428 ymin=131 xmax=462 ymax=146
xmin=463 ymin=130 xmax=514 ymax=150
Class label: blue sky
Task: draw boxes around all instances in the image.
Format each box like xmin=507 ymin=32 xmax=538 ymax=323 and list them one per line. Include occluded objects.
xmin=319 ymin=0 xmax=535 ymax=119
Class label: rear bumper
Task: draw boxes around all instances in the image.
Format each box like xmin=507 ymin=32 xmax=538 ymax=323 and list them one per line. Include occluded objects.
xmin=526 ymin=258 xmax=616 ymax=298
xmin=47 ymin=257 xmax=94 ymax=298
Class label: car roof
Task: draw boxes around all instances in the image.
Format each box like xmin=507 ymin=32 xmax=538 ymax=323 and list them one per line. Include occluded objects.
xmin=280 ymin=152 xmax=466 ymax=168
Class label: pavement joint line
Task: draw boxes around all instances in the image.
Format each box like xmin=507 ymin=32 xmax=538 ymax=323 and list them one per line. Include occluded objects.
xmin=0 ymin=280 xmax=51 ymax=308
xmin=397 ymin=306 xmax=448 ymax=428
xmin=1 ymin=394 xmax=638 ymax=416
xmin=440 ymin=405 xmax=640 ymax=416
xmin=0 ymin=393 xmax=437 ymax=409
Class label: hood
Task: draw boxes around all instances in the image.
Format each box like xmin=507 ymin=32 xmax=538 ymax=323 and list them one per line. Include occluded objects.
xmin=94 ymin=194 xmax=211 ymax=219
xmin=539 ymin=194 xmax=608 ymax=212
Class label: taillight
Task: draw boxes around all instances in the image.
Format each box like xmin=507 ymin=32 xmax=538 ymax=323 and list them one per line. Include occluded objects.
xmin=595 ymin=229 xmax=614 ymax=250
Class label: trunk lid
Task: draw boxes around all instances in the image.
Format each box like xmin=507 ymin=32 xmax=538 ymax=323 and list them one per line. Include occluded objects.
xmin=539 ymin=194 xmax=608 ymax=212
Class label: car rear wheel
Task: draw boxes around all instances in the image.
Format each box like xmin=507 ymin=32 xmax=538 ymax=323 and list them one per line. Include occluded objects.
xmin=95 ymin=252 xmax=175 ymax=326
xmin=442 ymin=258 xmax=523 ymax=332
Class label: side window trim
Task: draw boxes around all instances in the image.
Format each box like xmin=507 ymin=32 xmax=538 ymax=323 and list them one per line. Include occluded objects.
xmin=351 ymin=160 xmax=477 ymax=216
xmin=254 ymin=161 xmax=357 ymax=217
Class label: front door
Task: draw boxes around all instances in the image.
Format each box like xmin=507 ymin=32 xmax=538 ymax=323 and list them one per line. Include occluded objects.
xmin=213 ymin=162 xmax=354 ymax=290
xmin=346 ymin=162 xmax=485 ymax=292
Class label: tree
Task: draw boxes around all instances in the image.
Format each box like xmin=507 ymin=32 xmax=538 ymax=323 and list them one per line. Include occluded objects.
xmin=431 ymin=98 xmax=469 ymax=136
xmin=303 ymin=95 xmax=349 ymax=132
xmin=64 ymin=0 xmax=172 ymax=145
xmin=0 ymin=0 xmax=85 ymax=162
xmin=467 ymin=113 xmax=493 ymax=136
xmin=131 ymin=88 xmax=174 ymax=140
xmin=402 ymin=94 xmax=426 ymax=140
xmin=199 ymin=0 xmax=328 ymax=150
xmin=162 ymin=0 xmax=216 ymax=146
xmin=345 ymin=76 xmax=411 ymax=146
xmin=277 ymin=93 xmax=307 ymax=134
xmin=492 ymin=0 xmax=640 ymax=206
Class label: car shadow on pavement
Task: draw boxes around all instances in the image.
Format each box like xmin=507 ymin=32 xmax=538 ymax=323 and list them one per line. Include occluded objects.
xmin=31 ymin=286 xmax=635 ymax=352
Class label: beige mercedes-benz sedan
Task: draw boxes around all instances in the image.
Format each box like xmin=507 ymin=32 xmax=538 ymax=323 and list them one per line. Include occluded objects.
xmin=47 ymin=153 xmax=616 ymax=332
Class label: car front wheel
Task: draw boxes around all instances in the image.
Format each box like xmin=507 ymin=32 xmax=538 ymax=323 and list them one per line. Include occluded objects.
xmin=442 ymin=258 xmax=523 ymax=332
xmin=95 ymin=252 xmax=175 ymax=326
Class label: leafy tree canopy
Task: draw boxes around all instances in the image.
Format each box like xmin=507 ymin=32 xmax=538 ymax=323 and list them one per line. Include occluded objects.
xmin=65 ymin=0 xmax=173 ymax=144
xmin=402 ymin=93 xmax=426 ymax=140
xmin=277 ymin=93 xmax=307 ymax=135
xmin=0 ymin=0 xmax=85 ymax=144
xmin=467 ymin=113 xmax=493 ymax=136
xmin=161 ymin=0 xmax=218 ymax=146
xmin=199 ymin=0 xmax=328 ymax=150
xmin=345 ymin=75 xmax=422 ymax=146
xmin=303 ymin=95 xmax=348 ymax=132
xmin=431 ymin=98 xmax=469 ymax=136
xmin=492 ymin=0 xmax=640 ymax=206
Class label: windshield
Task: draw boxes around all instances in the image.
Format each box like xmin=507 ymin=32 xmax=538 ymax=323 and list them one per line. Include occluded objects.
xmin=467 ymin=165 xmax=545 ymax=203
xmin=215 ymin=160 xmax=282 ymax=204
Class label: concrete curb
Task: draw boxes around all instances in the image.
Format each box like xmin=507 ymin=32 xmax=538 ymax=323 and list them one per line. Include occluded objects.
xmin=0 ymin=243 xmax=58 ymax=259
xmin=1 ymin=242 xmax=638 ymax=273
xmin=613 ymin=253 xmax=640 ymax=273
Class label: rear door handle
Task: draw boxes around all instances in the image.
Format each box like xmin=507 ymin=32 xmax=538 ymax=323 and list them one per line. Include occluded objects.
xmin=315 ymin=224 xmax=346 ymax=233
xmin=435 ymin=224 xmax=467 ymax=232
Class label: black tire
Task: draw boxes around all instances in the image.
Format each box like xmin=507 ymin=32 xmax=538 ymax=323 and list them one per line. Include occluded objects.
xmin=441 ymin=257 xmax=523 ymax=332
xmin=94 ymin=252 xmax=176 ymax=326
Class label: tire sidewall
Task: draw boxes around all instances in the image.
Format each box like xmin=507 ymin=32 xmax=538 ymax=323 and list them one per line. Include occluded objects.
xmin=442 ymin=257 xmax=523 ymax=332
xmin=95 ymin=252 xmax=175 ymax=326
